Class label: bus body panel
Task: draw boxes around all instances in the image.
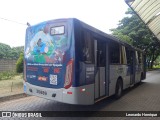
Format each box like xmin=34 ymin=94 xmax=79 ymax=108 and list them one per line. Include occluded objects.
xmin=135 ymin=64 xmax=143 ymax=83
xmin=109 ymin=65 xmax=130 ymax=96
xmin=109 ymin=64 xmax=144 ymax=96
xmin=62 ymin=84 xmax=94 ymax=105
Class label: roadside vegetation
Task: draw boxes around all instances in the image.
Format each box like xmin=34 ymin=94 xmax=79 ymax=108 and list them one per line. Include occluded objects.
xmin=0 ymin=43 xmax=23 ymax=59
xmin=0 ymin=44 xmax=24 ymax=96
xmin=16 ymin=53 xmax=24 ymax=73
xmin=110 ymin=8 xmax=160 ymax=69
xmin=153 ymin=65 xmax=160 ymax=69
xmin=0 ymin=71 xmax=18 ymax=80
xmin=0 ymin=75 xmax=23 ymax=97
xmin=0 ymin=43 xmax=24 ymax=80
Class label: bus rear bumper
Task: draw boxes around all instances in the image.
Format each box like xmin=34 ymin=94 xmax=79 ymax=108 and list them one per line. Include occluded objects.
xmin=24 ymin=82 xmax=63 ymax=103
xmin=24 ymin=82 xmax=94 ymax=105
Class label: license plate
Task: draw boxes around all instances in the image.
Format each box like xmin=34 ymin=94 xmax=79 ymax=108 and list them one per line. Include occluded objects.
xmin=36 ymin=89 xmax=47 ymax=95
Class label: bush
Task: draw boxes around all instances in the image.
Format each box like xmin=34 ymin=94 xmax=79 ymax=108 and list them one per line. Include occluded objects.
xmin=153 ymin=65 xmax=160 ymax=69
xmin=16 ymin=53 xmax=24 ymax=73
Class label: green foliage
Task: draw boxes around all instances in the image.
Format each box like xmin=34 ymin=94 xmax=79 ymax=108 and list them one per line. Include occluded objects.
xmin=153 ymin=65 xmax=160 ymax=69
xmin=16 ymin=53 xmax=24 ymax=73
xmin=112 ymin=30 xmax=133 ymax=45
xmin=110 ymin=8 xmax=160 ymax=69
xmin=0 ymin=71 xmax=16 ymax=80
xmin=111 ymin=13 xmax=154 ymax=50
xmin=11 ymin=46 xmax=24 ymax=59
xmin=0 ymin=43 xmax=24 ymax=59
xmin=154 ymin=56 xmax=160 ymax=65
xmin=0 ymin=43 xmax=11 ymax=59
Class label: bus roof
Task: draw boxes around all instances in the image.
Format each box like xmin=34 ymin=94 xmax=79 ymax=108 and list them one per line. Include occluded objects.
xmin=73 ymin=18 xmax=144 ymax=53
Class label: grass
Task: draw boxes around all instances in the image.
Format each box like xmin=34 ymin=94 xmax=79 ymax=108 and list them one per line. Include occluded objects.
xmin=146 ymin=65 xmax=160 ymax=71
xmin=0 ymin=71 xmax=19 ymax=80
xmin=153 ymin=65 xmax=160 ymax=69
xmin=0 ymin=74 xmax=24 ymax=97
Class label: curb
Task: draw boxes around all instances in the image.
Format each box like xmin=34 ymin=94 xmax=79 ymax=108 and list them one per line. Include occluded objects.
xmin=0 ymin=93 xmax=29 ymax=103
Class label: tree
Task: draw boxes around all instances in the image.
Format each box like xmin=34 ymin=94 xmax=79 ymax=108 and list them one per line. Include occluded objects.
xmin=145 ymin=40 xmax=160 ymax=68
xmin=112 ymin=30 xmax=133 ymax=45
xmin=0 ymin=43 xmax=24 ymax=59
xmin=0 ymin=43 xmax=11 ymax=59
xmin=110 ymin=8 xmax=160 ymax=69
xmin=16 ymin=53 xmax=24 ymax=73
xmin=11 ymin=46 xmax=24 ymax=59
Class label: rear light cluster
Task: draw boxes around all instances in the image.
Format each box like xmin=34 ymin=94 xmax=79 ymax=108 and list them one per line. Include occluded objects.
xmin=67 ymin=91 xmax=72 ymax=94
xmin=64 ymin=59 xmax=73 ymax=89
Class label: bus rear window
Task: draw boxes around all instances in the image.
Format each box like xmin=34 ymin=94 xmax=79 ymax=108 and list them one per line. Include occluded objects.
xmin=50 ymin=26 xmax=65 ymax=35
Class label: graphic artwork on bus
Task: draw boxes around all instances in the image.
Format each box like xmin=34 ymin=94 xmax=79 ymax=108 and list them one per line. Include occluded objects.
xmin=25 ymin=23 xmax=68 ymax=64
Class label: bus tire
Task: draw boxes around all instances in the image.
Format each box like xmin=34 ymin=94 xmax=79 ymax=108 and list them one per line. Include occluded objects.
xmin=115 ymin=79 xmax=123 ymax=99
xmin=139 ymin=73 xmax=143 ymax=85
xmin=141 ymin=73 xmax=143 ymax=81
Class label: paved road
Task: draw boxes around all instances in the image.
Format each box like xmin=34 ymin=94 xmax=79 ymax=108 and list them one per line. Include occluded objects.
xmin=0 ymin=70 xmax=160 ymax=120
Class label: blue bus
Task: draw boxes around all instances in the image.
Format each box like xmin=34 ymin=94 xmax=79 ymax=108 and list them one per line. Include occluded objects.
xmin=24 ymin=18 xmax=146 ymax=105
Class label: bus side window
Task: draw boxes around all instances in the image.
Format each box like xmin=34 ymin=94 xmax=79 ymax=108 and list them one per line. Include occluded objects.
xmin=81 ymin=30 xmax=94 ymax=64
xmin=135 ymin=51 xmax=139 ymax=65
xmin=121 ymin=46 xmax=127 ymax=64
xmin=97 ymin=41 xmax=106 ymax=67
xmin=138 ymin=52 xmax=142 ymax=64
xmin=110 ymin=42 xmax=120 ymax=64
xmin=126 ymin=47 xmax=131 ymax=65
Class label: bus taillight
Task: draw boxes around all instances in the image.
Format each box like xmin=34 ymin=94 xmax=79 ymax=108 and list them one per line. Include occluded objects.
xmin=64 ymin=59 xmax=73 ymax=89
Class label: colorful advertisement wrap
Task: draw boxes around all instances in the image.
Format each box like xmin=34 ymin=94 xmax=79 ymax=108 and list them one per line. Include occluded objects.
xmin=25 ymin=19 xmax=74 ymax=88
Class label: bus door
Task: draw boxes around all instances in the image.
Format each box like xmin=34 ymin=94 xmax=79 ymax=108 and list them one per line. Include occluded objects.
xmin=94 ymin=39 xmax=107 ymax=99
xmin=130 ymin=51 xmax=136 ymax=85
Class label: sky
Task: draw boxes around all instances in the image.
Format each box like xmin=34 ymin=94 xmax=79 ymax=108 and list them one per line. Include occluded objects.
xmin=0 ymin=0 xmax=129 ymax=47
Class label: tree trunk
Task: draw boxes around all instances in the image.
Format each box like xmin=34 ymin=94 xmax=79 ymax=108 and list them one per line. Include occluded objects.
xmin=150 ymin=60 xmax=154 ymax=69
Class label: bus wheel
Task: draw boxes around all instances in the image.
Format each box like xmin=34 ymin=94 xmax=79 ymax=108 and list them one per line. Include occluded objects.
xmin=115 ymin=79 xmax=123 ymax=99
xmin=139 ymin=73 xmax=143 ymax=85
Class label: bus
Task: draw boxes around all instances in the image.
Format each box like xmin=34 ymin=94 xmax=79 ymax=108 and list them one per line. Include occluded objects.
xmin=24 ymin=18 xmax=146 ymax=105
